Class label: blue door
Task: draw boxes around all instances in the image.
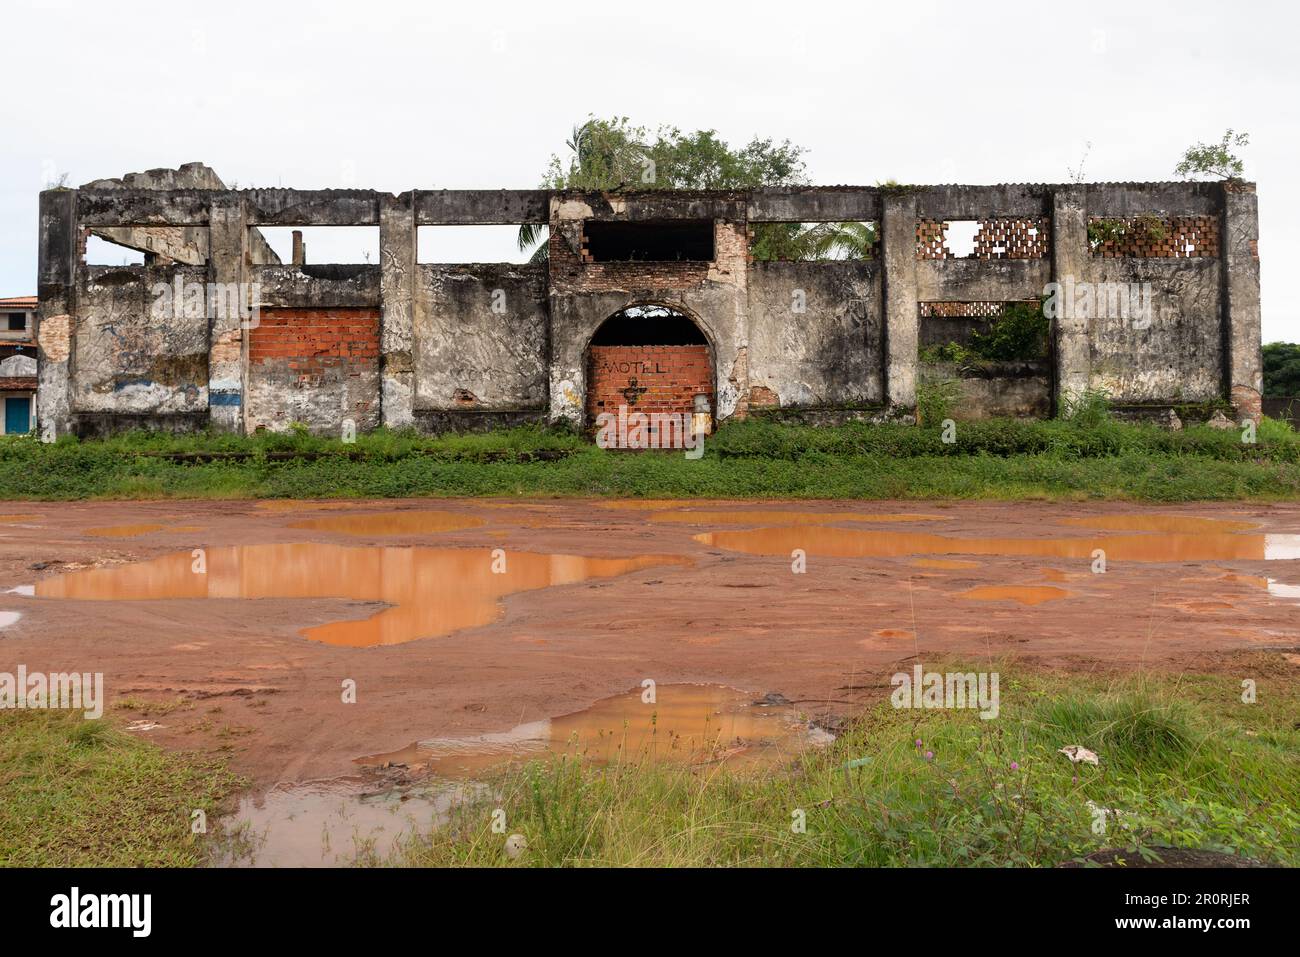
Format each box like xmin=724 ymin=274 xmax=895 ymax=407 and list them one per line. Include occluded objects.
xmin=5 ymin=398 xmax=30 ymax=434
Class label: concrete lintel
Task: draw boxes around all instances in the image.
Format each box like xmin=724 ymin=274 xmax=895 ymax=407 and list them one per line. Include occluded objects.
xmin=747 ymin=187 xmax=881 ymax=223
xmin=915 ymin=184 xmax=1052 ymax=221
xmin=415 ymin=190 xmax=549 ymax=225
xmin=1082 ymin=182 xmax=1224 ymax=218
xmin=552 ymin=191 xmax=747 ymax=222
xmin=915 ymin=258 xmax=1051 ymax=303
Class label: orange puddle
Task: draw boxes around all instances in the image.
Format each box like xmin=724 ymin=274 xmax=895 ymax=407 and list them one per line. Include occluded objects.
xmin=86 ymin=524 xmax=168 ymax=537
xmin=36 ymin=543 xmax=687 ymax=647
xmin=1058 ymin=514 xmax=1259 ymax=534
xmin=85 ymin=523 xmax=205 ymax=538
xmin=912 ymin=558 xmax=980 ymax=570
xmin=356 ymin=683 xmax=827 ymax=777
xmin=599 ymin=500 xmax=695 ymax=511
xmin=287 ymin=510 xmax=484 ymax=537
xmin=1176 ymin=600 xmax=1235 ymax=613
xmin=0 ymin=513 xmax=40 ymax=523
xmin=1220 ymin=573 xmax=1269 ymax=588
xmin=650 ymin=509 xmax=949 ymax=526
xmin=959 ymin=585 xmax=1073 ymax=606
xmin=693 ymin=526 xmax=1300 ymax=564
xmin=254 ymin=501 xmax=355 ymax=513
xmin=478 ymin=502 xmax=561 ymax=510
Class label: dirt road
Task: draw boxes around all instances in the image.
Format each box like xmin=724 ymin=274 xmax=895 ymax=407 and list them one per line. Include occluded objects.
xmin=2 ymin=498 xmax=1297 ymax=789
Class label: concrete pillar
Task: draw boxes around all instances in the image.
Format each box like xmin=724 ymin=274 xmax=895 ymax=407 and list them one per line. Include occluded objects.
xmin=881 ymin=193 xmax=918 ymax=408
xmin=208 ymin=196 xmax=249 ymax=432
xmin=1051 ymin=188 xmax=1091 ymax=411
xmin=292 ymin=230 xmax=304 ymax=266
xmin=379 ymin=193 xmax=416 ymax=429
xmin=35 ymin=189 xmax=77 ymax=441
xmin=1222 ymin=184 xmax=1262 ymax=422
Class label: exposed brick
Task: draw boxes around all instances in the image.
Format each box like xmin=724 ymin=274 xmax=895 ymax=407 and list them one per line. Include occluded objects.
xmin=586 ymin=344 xmax=713 ymax=422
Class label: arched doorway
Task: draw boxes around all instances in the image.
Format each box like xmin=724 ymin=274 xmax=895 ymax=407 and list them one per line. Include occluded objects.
xmin=585 ymin=304 xmax=715 ymax=434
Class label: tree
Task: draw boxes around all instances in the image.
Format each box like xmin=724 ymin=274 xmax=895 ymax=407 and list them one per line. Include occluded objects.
xmin=807 ymin=220 xmax=879 ymax=259
xmin=519 ymin=116 xmax=811 ymax=261
xmin=1263 ymin=342 xmax=1300 ymax=397
xmin=1175 ymin=129 xmax=1249 ymax=181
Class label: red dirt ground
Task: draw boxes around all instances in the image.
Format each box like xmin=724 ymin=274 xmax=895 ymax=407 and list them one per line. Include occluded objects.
xmin=2 ymin=498 xmax=1297 ymax=789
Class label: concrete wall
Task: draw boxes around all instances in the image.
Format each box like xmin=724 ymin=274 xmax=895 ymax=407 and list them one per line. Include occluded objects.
xmin=747 ymin=261 xmax=883 ymax=407
xmin=413 ymin=264 xmax=548 ymax=415
xmin=920 ymin=361 xmax=1052 ymax=420
xmin=71 ymin=265 xmax=209 ymax=415
xmin=34 ymin=174 xmax=1264 ymax=438
xmin=1084 ymin=259 xmax=1223 ymax=402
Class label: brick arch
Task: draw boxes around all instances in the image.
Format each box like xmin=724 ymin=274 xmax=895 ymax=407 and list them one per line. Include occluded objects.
xmin=584 ymin=303 xmax=716 ymax=431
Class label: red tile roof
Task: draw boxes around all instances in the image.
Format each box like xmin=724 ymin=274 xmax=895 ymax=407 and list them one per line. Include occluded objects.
xmin=0 ymin=296 xmax=37 ymax=309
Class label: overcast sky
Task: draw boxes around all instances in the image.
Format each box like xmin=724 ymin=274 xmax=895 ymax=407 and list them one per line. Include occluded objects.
xmin=3 ymin=0 xmax=1297 ymax=340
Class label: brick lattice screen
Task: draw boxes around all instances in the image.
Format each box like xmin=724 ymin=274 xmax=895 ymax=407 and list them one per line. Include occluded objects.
xmin=917 ymin=219 xmax=1050 ymax=260
xmin=972 ymin=218 xmax=1050 ymax=259
xmin=1089 ymin=215 xmax=1219 ymax=258
xmin=919 ymin=301 xmax=1030 ymax=318
xmin=916 ymin=219 xmax=948 ymax=260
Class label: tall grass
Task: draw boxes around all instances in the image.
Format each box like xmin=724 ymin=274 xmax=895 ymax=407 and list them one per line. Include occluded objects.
xmin=0 ymin=710 xmax=240 ymax=866
xmin=2 ymin=416 xmax=1297 ymax=501
xmin=396 ymin=664 xmax=1300 ymax=868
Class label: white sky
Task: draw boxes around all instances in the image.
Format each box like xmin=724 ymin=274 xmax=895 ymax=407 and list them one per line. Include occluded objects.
xmin=3 ymin=0 xmax=1297 ymax=340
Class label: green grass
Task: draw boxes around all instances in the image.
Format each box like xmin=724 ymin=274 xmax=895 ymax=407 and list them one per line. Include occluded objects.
xmin=395 ymin=662 xmax=1300 ymax=867
xmin=3 ymin=416 xmax=1299 ymax=502
xmin=0 ymin=710 xmax=240 ymax=866
xmin=3 ymin=665 xmax=1293 ymax=868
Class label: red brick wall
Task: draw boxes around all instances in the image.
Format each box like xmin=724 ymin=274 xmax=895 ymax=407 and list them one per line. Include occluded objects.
xmin=247 ymin=308 xmax=381 ymax=433
xmin=586 ymin=344 xmax=713 ymax=422
xmin=250 ymin=308 xmax=380 ymax=368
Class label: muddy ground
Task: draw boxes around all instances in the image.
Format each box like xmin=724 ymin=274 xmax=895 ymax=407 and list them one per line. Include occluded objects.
xmin=2 ymin=498 xmax=1298 ymax=791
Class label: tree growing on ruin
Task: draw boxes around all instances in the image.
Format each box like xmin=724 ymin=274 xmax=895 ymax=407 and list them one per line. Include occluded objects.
xmin=1175 ymin=129 xmax=1249 ymax=181
xmin=519 ymin=116 xmax=814 ymax=261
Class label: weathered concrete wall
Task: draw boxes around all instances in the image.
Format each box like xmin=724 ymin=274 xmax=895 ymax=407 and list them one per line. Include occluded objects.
xmin=35 ymin=176 xmax=1264 ymax=437
xmin=747 ymin=261 xmax=883 ymax=407
xmin=70 ymin=265 xmax=209 ymax=415
xmin=1084 ymin=259 xmax=1223 ymax=403
xmin=413 ymin=264 xmax=548 ymax=414
xmin=921 ymin=361 xmax=1051 ymax=420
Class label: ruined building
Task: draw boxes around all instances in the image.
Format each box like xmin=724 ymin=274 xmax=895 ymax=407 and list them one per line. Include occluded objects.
xmin=35 ymin=164 xmax=1262 ymax=439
